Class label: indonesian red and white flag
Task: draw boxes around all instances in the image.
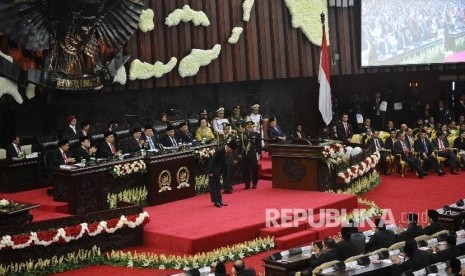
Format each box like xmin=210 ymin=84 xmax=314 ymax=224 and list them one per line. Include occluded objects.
xmin=318 ymin=24 xmax=332 ymax=126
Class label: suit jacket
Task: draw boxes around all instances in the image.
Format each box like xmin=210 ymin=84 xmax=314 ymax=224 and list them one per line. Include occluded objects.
xmin=454 ymin=137 xmax=465 ymax=151
xmin=175 ymin=130 xmax=194 ymax=144
xmin=142 ymin=134 xmax=158 ymax=150
xmin=391 ymin=249 xmax=431 ymax=275
xmin=413 ymin=138 xmax=433 ymax=156
xmin=236 ymin=268 xmax=256 ymax=276
xmin=365 ymin=229 xmax=397 ymax=252
xmin=206 ymin=146 xmax=228 ymax=175
xmin=267 ymin=125 xmax=285 ymax=142
xmin=96 ymin=142 xmax=117 ymax=158
xmin=351 ymin=233 xmax=366 ymax=254
xmin=369 ymin=137 xmax=385 ymax=151
xmin=5 ymin=143 xmax=21 ymax=159
xmin=455 ymin=100 xmax=465 ymax=118
xmin=336 ymin=122 xmax=353 ymax=141
xmin=72 ymin=146 xmax=91 ymax=162
xmin=50 ymin=148 xmax=68 ymax=167
xmin=239 ymin=131 xmax=262 ymax=160
xmin=423 ymin=221 xmax=444 ymax=236
xmin=309 ymin=249 xmax=340 ymax=269
xmin=335 ymin=239 xmax=359 ymax=261
xmin=124 ymin=136 xmax=143 ymax=154
xmin=400 ymin=225 xmax=425 ymax=241
xmin=159 ymin=134 xmax=179 ymax=147
xmin=63 ymin=125 xmax=79 ymax=140
xmin=294 ymin=131 xmax=306 ymax=139
xmin=431 ymin=138 xmax=450 ymax=152
xmin=393 ymin=140 xmax=413 ymax=157
xmin=430 ymin=246 xmax=460 ymax=263
xmin=384 ymin=137 xmax=396 ymax=151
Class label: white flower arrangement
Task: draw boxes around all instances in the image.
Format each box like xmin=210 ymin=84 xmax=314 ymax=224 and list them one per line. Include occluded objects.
xmin=0 ymin=76 xmax=23 ymax=104
xmin=178 ymin=44 xmax=221 ymax=78
xmin=0 ymin=199 xmax=12 ymax=208
xmin=107 ymin=186 xmax=148 ymax=209
xmin=321 ymin=142 xmax=349 ymax=170
xmin=139 ymin=9 xmax=155 ymax=32
xmin=165 ymin=5 xmax=210 ymax=27
xmin=337 ymin=151 xmax=380 ymax=185
xmin=228 ymin=27 xmax=244 ymax=44
xmin=113 ymin=66 xmax=127 ymax=85
xmin=129 ymin=57 xmax=177 ymax=80
xmin=25 ymin=83 xmax=36 ymax=100
xmin=242 ymin=0 xmax=255 ymax=21
xmin=0 ymin=50 xmax=13 ymax=62
xmin=111 ymin=160 xmax=147 ymax=178
xmin=283 ymin=0 xmax=330 ymax=46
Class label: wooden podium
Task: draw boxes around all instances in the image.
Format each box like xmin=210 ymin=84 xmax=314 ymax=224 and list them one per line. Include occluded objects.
xmin=268 ymin=140 xmax=328 ymax=191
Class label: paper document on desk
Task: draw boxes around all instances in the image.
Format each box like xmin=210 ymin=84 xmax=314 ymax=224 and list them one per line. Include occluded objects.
xmin=59 ymin=165 xmax=76 ymax=170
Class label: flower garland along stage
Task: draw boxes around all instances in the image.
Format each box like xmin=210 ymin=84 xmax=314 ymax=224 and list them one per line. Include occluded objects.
xmin=0 ymin=212 xmax=149 ymax=250
xmin=338 ymin=151 xmax=380 ymax=184
xmin=110 ymin=160 xmax=147 ymax=178
xmin=321 ymin=142 xmax=349 ymax=171
xmin=0 ymin=237 xmax=274 ymax=274
xmin=107 ymin=186 xmax=149 ymax=210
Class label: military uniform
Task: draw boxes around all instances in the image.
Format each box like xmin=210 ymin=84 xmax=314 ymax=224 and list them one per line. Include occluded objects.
xmin=240 ymin=121 xmax=262 ymax=189
xmin=229 ymin=105 xmax=245 ymax=133
xmin=212 ymin=107 xmax=230 ymax=135
xmin=246 ymin=104 xmax=262 ymax=133
xmin=217 ymin=123 xmax=237 ymax=193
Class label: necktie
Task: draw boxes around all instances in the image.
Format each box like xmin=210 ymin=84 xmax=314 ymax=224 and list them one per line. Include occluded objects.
xmin=439 ymin=139 xmax=445 ymax=151
xmin=374 ymin=139 xmax=380 ymax=150
xmin=401 ymin=142 xmax=409 ymax=156
xmin=62 ymin=152 xmax=67 ymax=161
xmin=297 ymin=132 xmax=302 ymax=138
xmin=109 ymin=143 xmax=115 ymax=154
xmin=14 ymin=144 xmax=21 ymax=155
xmin=148 ymin=138 xmax=155 ymax=150
xmin=171 ymin=137 xmax=177 ymax=146
xmin=344 ymin=123 xmax=348 ymax=135
xmin=423 ymin=140 xmax=428 ymax=154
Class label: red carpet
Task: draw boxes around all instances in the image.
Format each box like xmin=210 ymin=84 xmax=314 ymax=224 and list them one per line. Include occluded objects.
xmin=143 ymin=180 xmax=357 ymax=254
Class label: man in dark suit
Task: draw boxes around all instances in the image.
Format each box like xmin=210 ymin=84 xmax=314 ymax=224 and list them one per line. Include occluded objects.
xmin=79 ymin=121 xmax=91 ymax=137
xmin=434 ymin=99 xmax=452 ymax=125
xmin=50 ymin=139 xmax=75 ymax=168
xmin=384 ymin=130 xmax=397 ymax=152
xmin=124 ymin=127 xmax=144 ymax=154
xmin=294 ymin=124 xmax=307 ymax=139
xmin=414 ymin=130 xmax=445 ymax=176
xmin=308 ymin=238 xmax=340 ymax=269
xmin=96 ymin=131 xmax=120 ymax=158
xmin=240 ymin=121 xmax=262 ymax=189
xmin=217 ymin=123 xmax=238 ymax=194
xmin=328 ymin=125 xmax=339 ymax=140
xmin=175 ymin=122 xmax=194 ymax=144
xmin=391 ymin=238 xmax=431 ymax=275
xmin=365 ymin=218 xmax=397 ymax=252
xmin=63 ymin=115 xmax=79 ymax=140
xmin=423 ymin=209 xmax=444 ymax=236
xmin=369 ymin=130 xmax=391 ymax=175
xmin=335 ymin=226 xmax=359 ymax=261
xmin=72 ymin=136 xmax=97 ymax=162
xmin=159 ymin=124 xmax=179 ymax=148
xmin=267 ymin=117 xmax=287 ymax=143
xmin=393 ymin=133 xmax=426 ymax=178
xmin=432 ymin=131 xmax=459 ymax=174
xmin=206 ymin=139 xmax=237 ymax=208
xmin=431 ymin=235 xmax=460 ymax=264
xmin=231 ymin=259 xmax=256 ymax=276
xmin=454 ymin=130 xmax=465 ymax=164
xmin=142 ymin=124 xmax=158 ymax=151
xmin=385 ymin=120 xmax=396 ymax=133
xmin=5 ymin=135 xmax=22 ymax=159
xmin=455 ymin=94 xmax=465 ymax=119
xmin=399 ymin=213 xmax=424 ymax=241
xmin=336 ymin=113 xmax=353 ymax=142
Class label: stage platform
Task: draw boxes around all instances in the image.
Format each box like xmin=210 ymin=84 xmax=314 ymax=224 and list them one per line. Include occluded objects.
xmin=143 ymin=180 xmax=357 ymax=254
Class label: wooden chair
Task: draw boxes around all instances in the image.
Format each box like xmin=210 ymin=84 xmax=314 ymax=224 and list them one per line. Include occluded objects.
xmin=414 ymin=234 xmax=430 ymax=243
xmin=430 ymin=229 xmax=449 ymax=239
xmin=22 ymin=144 xmax=32 ymax=155
xmin=312 ymin=260 xmax=340 ymax=276
xmin=395 ymin=154 xmax=410 ymax=177
xmin=388 ymin=241 xmax=405 ymax=251
xmin=350 ymin=134 xmax=361 ymax=144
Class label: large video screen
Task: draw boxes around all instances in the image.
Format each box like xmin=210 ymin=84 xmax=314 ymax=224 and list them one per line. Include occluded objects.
xmin=361 ymin=0 xmax=465 ymax=67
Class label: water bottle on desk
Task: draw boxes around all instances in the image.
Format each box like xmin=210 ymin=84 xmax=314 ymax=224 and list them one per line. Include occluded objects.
xmin=22 ymin=150 xmax=26 ymax=160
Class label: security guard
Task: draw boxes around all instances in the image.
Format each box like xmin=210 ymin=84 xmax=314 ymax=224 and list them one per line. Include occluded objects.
xmin=229 ymin=105 xmax=245 ymax=134
xmin=240 ymin=120 xmax=262 ymax=189
xmin=217 ymin=122 xmax=237 ymax=194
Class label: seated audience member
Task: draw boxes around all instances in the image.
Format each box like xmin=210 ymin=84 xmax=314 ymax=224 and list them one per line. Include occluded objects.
xmin=384 ymin=129 xmax=397 ymax=151
xmin=79 ymin=121 xmax=91 ymax=137
xmin=295 ymin=124 xmax=307 ymax=139
xmin=335 ymin=225 xmax=359 ymax=261
xmin=195 ymin=118 xmax=215 ymax=143
xmin=390 ymin=238 xmax=431 ymax=275
xmin=365 ymin=218 xmax=397 ymax=252
xmin=267 ymin=117 xmax=287 ymax=143
xmin=369 ymin=130 xmax=391 ymax=175
xmin=460 ymin=123 xmax=465 ymax=133
xmin=159 ymin=112 xmax=169 ymax=126
xmin=413 ymin=118 xmax=424 ymax=137
xmin=394 ymin=133 xmax=427 ymax=178
xmin=307 ymin=238 xmax=339 ymax=269
xmin=413 ymin=130 xmax=445 ymax=176
xmin=336 ymin=113 xmax=353 ymax=142
xmin=72 ymin=136 xmax=97 ymax=162
xmin=406 ymin=128 xmax=415 ymax=145
xmin=6 ymin=135 xmax=22 ymax=159
xmin=361 ymin=128 xmax=372 ymax=145
xmin=231 ymin=259 xmax=256 ymax=276
xmin=214 ymin=262 xmax=227 ymax=276
xmin=454 ymin=131 xmax=465 ymax=164
xmin=97 ymin=131 xmax=120 ymax=158
xmin=106 ymin=120 xmax=120 ymax=146
xmin=349 ymin=224 xmax=366 ymax=255
xmin=427 ymin=116 xmax=436 ymax=129
xmin=176 ymin=122 xmax=194 ymax=144
xmin=124 ymin=127 xmax=144 ymax=154
xmin=448 ymin=258 xmax=463 ymax=276
xmin=439 ymin=123 xmax=450 ymax=137
xmin=385 ymin=120 xmax=395 ymax=132
xmin=328 ymin=125 xmax=339 ymax=140
xmin=399 ymin=213 xmax=424 ymax=241
xmin=360 ymin=118 xmax=371 ymax=133
xmin=159 ymin=124 xmax=179 ymax=147
xmin=143 ymin=125 xmax=158 ymax=151
xmin=431 ymin=235 xmax=459 ymax=263
xmin=423 ymin=209 xmax=444 ymax=235
xmin=432 ymin=132 xmax=459 ymax=174
xmin=212 ymin=107 xmax=229 ymax=135
xmin=397 ymin=123 xmax=408 ymax=137
xmin=50 ymin=139 xmax=75 ymax=167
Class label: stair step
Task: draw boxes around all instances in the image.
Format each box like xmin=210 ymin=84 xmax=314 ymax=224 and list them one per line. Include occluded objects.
xmin=259 ymin=221 xmax=307 ymax=238
xmin=275 ymin=230 xmax=318 ymax=249
xmin=310 ymin=226 xmax=341 ymax=240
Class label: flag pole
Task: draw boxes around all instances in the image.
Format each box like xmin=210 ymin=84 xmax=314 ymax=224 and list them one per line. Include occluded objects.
xmin=318 ymin=12 xmax=333 ymax=126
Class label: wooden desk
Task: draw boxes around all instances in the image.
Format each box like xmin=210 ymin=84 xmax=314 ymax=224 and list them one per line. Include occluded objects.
xmin=0 ymin=158 xmax=41 ymax=193
xmin=263 ymin=251 xmax=313 ymax=276
xmin=317 ymin=262 xmax=392 ymax=276
xmin=438 ymin=204 xmax=465 ymax=231
xmin=0 ymin=202 xmax=39 ymax=226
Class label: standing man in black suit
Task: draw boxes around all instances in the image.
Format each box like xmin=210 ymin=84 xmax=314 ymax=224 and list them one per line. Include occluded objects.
xmin=414 ymin=130 xmax=445 ymax=176
xmin=217 ymin=123 xmax=237 ymax=194
xmin=50 ymin=139 xmax=75 ymax=168
xmin=64 ymin=115 xmax=79 ymax=139
xmin=206 ymin=139 xmax=237 ymax=208
xmin=79 ymin=121 xmax=91 ymax=137
xmin=5 ymin=135 xmax=22 ymax=159
xmin=455 ymin=94 xmax=465 ymax=119
xmin=240 ymin=121 xmax=262 ymax=189
xmin=336 ymin=113 xmax=353 ymax=142
xmin=369 ymin=91 xmax=383 ymax=131
xmin=432 ymin=132 xmax=459 ymax=174
xmin=175 ymin=122 xmax=194 ymax=144
xmin=96 ymin=131 xmax=120 ymax=158
xmin=124 ymin=127 xmax=144 ymax=154
xmin=393 ymin=133 xmax=426 ymax=178
xmin=72 ymin=136 xmax=97 ymax=162
xmin=365 ymin=218 xmax=397 ymax=252
xmin=369 ymin=130 xmax=391 ymax=175
xmin=159 ymin=124 xmax=179 ymax=147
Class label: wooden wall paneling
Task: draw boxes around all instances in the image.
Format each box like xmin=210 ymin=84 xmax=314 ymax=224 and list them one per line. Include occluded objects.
xmin=235 ymin=0 xmax=248 ymax=81
xmin=229 ymin=0 xmax=240 ymax=81
xmin=153 ymin=0 xmax=167 ymax=88
xmin=281 ymin=3 xmax=293 ymax=78
xmin=249 ymin=2 xmax=260 ymax=81
xmin=261 ymin=0 xmax=274 ymax=80
xmin=207 ymin=0 xmax=221 ymax=83
xmin=274 ymin=0 xmax=288 ymax=79
xmin=217 ymin=0 xmax=233 ymax=82
xmin=285 ymin=8 xmax=300 ymax=78
xmin=177 ymin=0 xmax=191 ymax=87
xmin=341 ymin=8 xmax=353 ymax=75
xmin=191 ymin=0 xmax=207 ymax=85
xmin=255 ymin=0 xmax=268 ymax=80
xmin=164 ymin=1 xmax=175 ymax=87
